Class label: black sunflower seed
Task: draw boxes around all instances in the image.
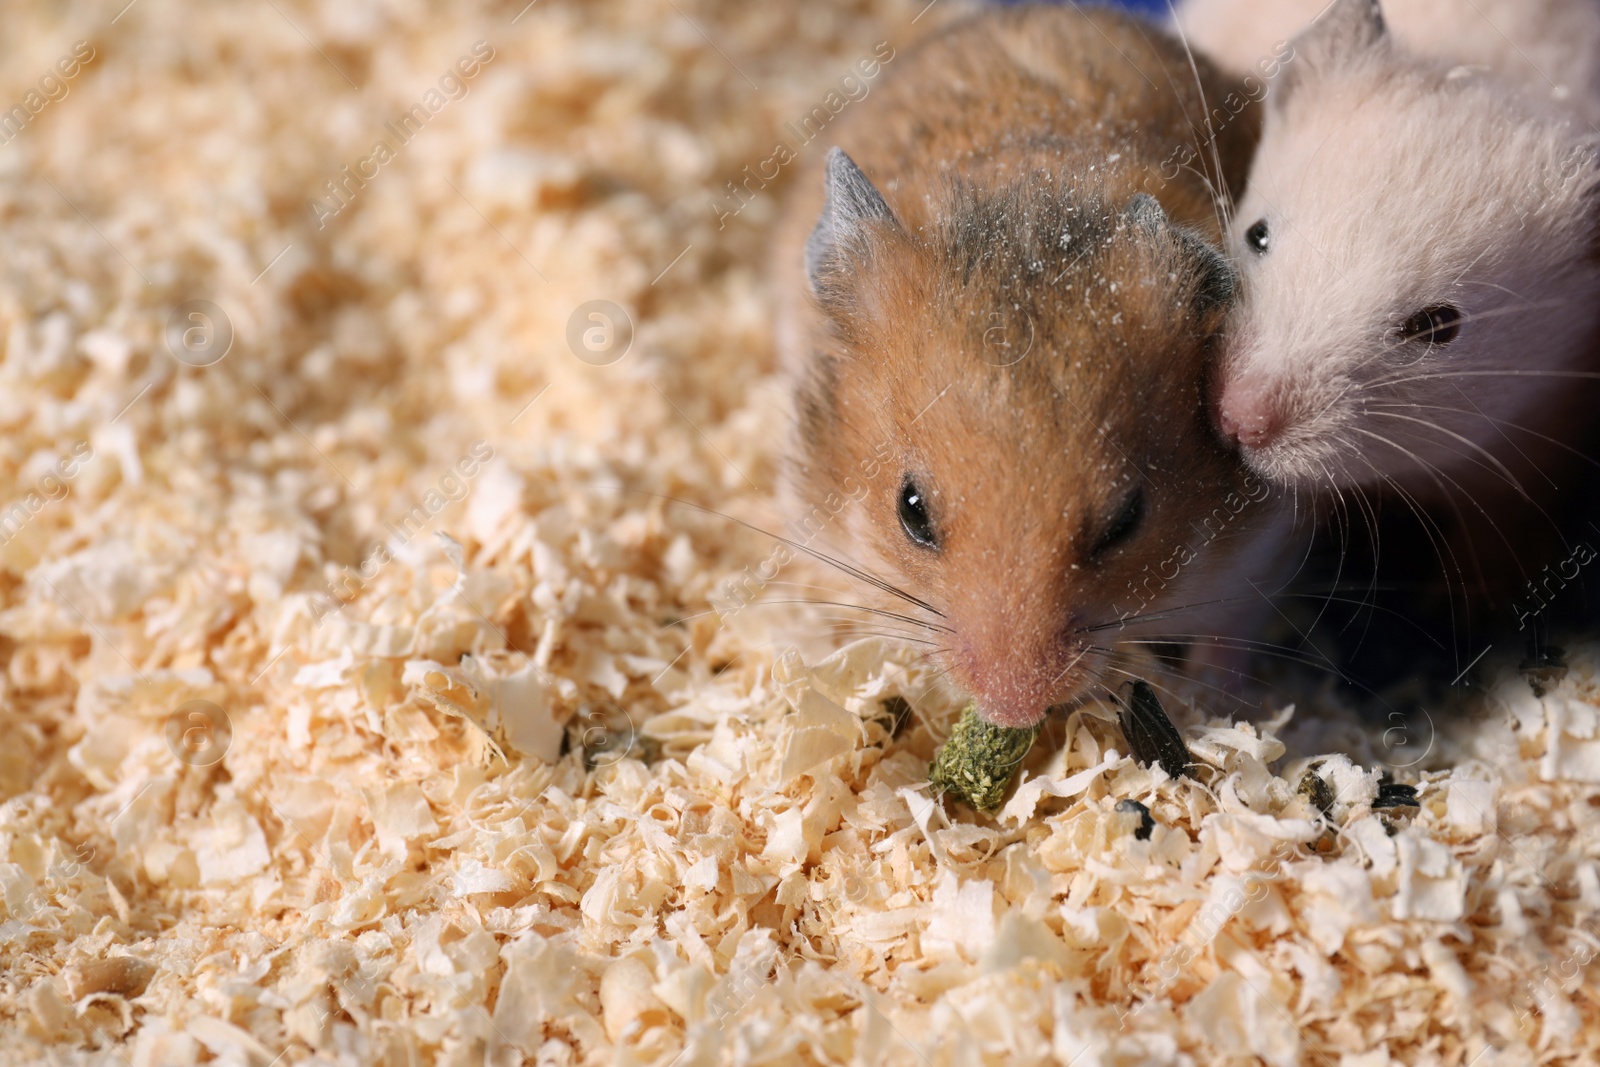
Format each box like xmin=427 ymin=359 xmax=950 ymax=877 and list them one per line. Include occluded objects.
xmin=1372 ymin=782 xmax=1419 ymax=810
xmin=1115 ymin=798 xmax=1155 ymax=841
xmin=1297 ymin=766 xmax=1335 ymax=817
xmin=1116 ymin=680 xmax=1194 ymax=779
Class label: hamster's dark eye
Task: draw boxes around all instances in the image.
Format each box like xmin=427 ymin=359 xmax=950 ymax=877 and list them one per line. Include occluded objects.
xmin=1092 ymin=487 xmax=1145 ymax=560
xmin=898 ymin=478 xmax=937 ymax=549
xmin=1244 ymin=219 xmax=1269 ymax=254
xmin=1398 ymin=304 xmax=1462 ymax=347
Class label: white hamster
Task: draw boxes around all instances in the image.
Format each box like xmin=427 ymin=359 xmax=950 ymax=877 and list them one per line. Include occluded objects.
xmin=1188 ymin=0 xmax=1600 ymax=511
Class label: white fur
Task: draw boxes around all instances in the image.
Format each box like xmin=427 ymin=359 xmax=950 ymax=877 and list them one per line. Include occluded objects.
xmin=1188 ymin=0 xmax=1600 ymax=501
xmin=1177 ymin=0 xmax=1600 ymax=125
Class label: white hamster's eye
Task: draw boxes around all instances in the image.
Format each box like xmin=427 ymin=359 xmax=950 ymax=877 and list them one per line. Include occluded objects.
xmin=1398 ymin=304 xmax=1462 ymax=347
xmin=898 ymin=477 xmax=938 ymax=549
xmin=1244 ymin=219 xmax=1269 ymax=254
xmin=1091 ymin=487 xmax=1145 ymax=560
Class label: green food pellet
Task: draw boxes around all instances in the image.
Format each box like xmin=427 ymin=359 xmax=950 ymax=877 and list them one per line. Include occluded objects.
xmin=928 ymin=705 xmax=1040 ymax=812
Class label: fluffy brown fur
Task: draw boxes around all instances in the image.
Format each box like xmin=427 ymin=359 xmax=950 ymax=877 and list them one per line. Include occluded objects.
xmin=775 ymin=5 xmax=1288 ymax=728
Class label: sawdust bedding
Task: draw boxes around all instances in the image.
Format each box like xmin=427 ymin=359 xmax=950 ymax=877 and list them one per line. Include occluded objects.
xmin=0 ymin=0 xmax=1594 ymax=1064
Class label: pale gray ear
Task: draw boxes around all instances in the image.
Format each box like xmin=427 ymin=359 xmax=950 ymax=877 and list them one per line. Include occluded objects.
xmin=1124 ymin=192 xmax=1168 ymax=233
xmin=1182 ymin=232 xmax=1237 ymax=311
xmin=805 ymin=148 xmax=896 ymax=291
xmin=1298 ymin=0 xmax=1386 ymax=65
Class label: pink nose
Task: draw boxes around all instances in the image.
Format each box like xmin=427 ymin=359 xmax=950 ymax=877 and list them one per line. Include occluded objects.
xmin=960 ymin=637 xmax=1077 ymax=729
xmin=1217 ymin=380 xmax=1282 ymax=450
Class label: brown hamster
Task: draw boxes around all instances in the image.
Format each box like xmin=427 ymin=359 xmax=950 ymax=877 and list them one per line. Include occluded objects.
xmin=775 ymin=5 xmax=1287 ymax=729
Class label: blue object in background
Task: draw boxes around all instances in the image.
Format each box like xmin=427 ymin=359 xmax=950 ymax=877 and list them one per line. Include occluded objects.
xmin=988 ymin=0 xmax=1176 ymax=19
xmin=1112 ymin=0 xmax=1176 ymax=16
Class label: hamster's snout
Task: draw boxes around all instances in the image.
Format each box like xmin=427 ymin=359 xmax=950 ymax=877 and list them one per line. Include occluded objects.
xmin=955 ymin=617 xmax=1087 ymax=729
xmin=1217 ymin=376 xmax=1283 ymax=451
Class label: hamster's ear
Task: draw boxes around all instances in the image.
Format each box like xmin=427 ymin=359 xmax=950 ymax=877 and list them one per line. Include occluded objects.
xmin=806 ymin=148 xmax=897 ymax=292
xmin=1296 ymin=0 xmax=1386 ymax=68
xmin=1177 ymin=230 xmax=1237 ymax=313
xmin=1123 ymin=194 xmax=1233 ymax=311
xmin=1124 ymin=192 xmax=1168 ymax=233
